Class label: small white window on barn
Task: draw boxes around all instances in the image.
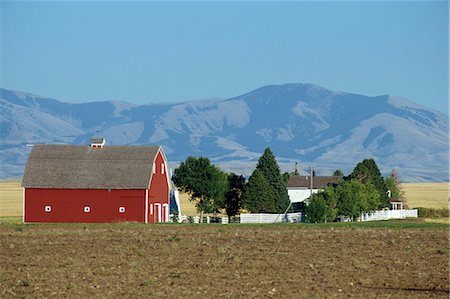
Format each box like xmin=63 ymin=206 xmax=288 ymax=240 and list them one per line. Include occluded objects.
xmin=161 ymin=163 xmax=165 ymax=174
xmin=44 ymin=205 xmax=51 ymax=212
xmin=84 ymin=206 xmax=91 ymax=213
xmin=119 ymin=206 xmax=125 ymax=213
xmin=153 ymin=163 xmax=156 ymax=174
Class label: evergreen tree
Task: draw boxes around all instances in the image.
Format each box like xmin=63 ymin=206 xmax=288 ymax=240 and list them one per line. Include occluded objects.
xmin=223 ymin=173 xmax=246 ymax=221
xmin=172 ymin=156 xmax=227 ymax=222
xmin=255 ymin=148 xmax=290 ymax=213
xmin=333 ymin=169 xmax=344 ymax=176
xmin=282 ymin=172 xmax=290 ymax=184
xmin=242 ymin=169 xmax=275 ymax=213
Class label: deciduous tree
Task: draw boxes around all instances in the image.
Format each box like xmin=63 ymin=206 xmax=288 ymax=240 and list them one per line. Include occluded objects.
xmin=306 ymin=194 xmax=327 ymax=223
xmin=223 ymin=173 xmax=245 ymax=222
xmin=385 ymin=169 xmax=404 ymax=202
xmin=349 ymin=158 xmax=388 ymax=208
xmin=172 ymin=156 xmax=227 ymax=222
xmin=323 ymin=186 xmax=339 ymax=222
xmin=335 ymin=180 xmax=380 ymax=221
xmin=306 ymin=186 xmax=338 ymax=223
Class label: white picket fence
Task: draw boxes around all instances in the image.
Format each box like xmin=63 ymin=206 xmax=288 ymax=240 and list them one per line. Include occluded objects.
xmin=240 ymin=210 xmax=417 ymax=224
xmin=179 ymin=209 xmax=417 ymax=224
xmin=240 ymin=212 xmax=302 ymax=224
xmin=359 ymin=209 xmax=418 ymax=222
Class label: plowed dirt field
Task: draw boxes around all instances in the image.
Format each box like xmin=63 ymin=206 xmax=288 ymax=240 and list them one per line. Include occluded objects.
xmin=0 ymin=221 xmax=448 ymax=298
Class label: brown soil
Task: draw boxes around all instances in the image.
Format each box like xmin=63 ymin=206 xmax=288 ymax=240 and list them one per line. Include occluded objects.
xmin=0 ymin=223 xmax=448 ymax=298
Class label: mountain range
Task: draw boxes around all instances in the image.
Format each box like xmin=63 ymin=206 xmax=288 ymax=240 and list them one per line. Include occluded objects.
xmin=1 ymin=84 xmax=448 ymax=182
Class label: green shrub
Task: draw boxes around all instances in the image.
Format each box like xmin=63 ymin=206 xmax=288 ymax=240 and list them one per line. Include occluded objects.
xmin=306 ymin=195 xmax=327 ymax=223
xmin=417 ymin=207 xmax=449 ymax=218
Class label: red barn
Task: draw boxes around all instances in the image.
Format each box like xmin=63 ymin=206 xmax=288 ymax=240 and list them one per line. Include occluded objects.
xmin=21 ymin=139 xmax=171 ymax=223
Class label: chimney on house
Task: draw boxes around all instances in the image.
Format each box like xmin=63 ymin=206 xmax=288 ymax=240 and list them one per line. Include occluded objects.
xmin=90 ymin=137 xmax=105 ymax=148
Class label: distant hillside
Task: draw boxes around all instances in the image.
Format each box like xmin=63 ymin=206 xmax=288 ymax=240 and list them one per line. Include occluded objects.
xmin=1 ymin=84 xmax=448 ymax=181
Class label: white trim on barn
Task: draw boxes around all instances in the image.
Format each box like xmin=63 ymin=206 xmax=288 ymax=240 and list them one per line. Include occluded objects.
xmin=146 ymin=147 xmax=171 ymax=223
xmin=158 ymin=147 xmax=172 ymax=222
xmin=22 ymin=187 xmax=25 ymax=223
xmin=162 ymin=203 xmax=169 ymax=222
xmin=155 ymin=203 xmax=161 ymax=223
xmin=145 ymin=189 xmax=149 ymax=224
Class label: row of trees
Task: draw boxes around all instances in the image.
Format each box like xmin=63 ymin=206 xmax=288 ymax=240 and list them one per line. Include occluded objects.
xmin=172 ymin=148 xmax=289 ymax=222
xmin=172 ymin=148 xmax=403 ymax=223
xmin=306 ymin=159 xmax=403 ymax=222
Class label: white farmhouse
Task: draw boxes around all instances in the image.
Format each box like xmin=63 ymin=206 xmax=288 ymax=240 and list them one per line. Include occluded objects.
xmin=287 ymin=170 xmax=343 ymax=211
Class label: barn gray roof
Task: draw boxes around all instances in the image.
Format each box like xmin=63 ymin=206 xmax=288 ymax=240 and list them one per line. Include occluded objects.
xmin=90 ymin=137 xmax=105 ymax=144
xmin=22 ymin=145 xmax=161 ymax=189
xmin=287 ymin=174 xmax=343 ymax=189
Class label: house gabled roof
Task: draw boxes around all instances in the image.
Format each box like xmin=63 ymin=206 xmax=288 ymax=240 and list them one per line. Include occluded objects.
xmin=389 ymin=199 xmax=403 ymax=203
xmin=22 ymin=144 xmax=161 ymax=189
xmin=287 ymin=174 xmax=343 ymax=189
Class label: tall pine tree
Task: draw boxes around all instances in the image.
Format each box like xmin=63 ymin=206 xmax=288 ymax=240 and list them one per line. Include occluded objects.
xmin=242 ymin=169 xmax=275 ymax=213
xmin=255 ymin=148 xmax=290 ymax=213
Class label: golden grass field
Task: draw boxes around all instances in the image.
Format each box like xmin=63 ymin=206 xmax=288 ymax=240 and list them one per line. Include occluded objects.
xmin=0 ymin=180 xmax=22 ymax=217
xmin=177 ymin=192 xmax=198 ymax=216
xmin=1 ymin=180 xmax=448 ymax=218
xmin=401 ymin=182 xmax=449 ymax=209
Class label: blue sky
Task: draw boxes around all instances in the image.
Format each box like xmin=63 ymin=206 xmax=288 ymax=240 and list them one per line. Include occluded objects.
xmin=1 ymin=1 xmax=448 ymax=113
